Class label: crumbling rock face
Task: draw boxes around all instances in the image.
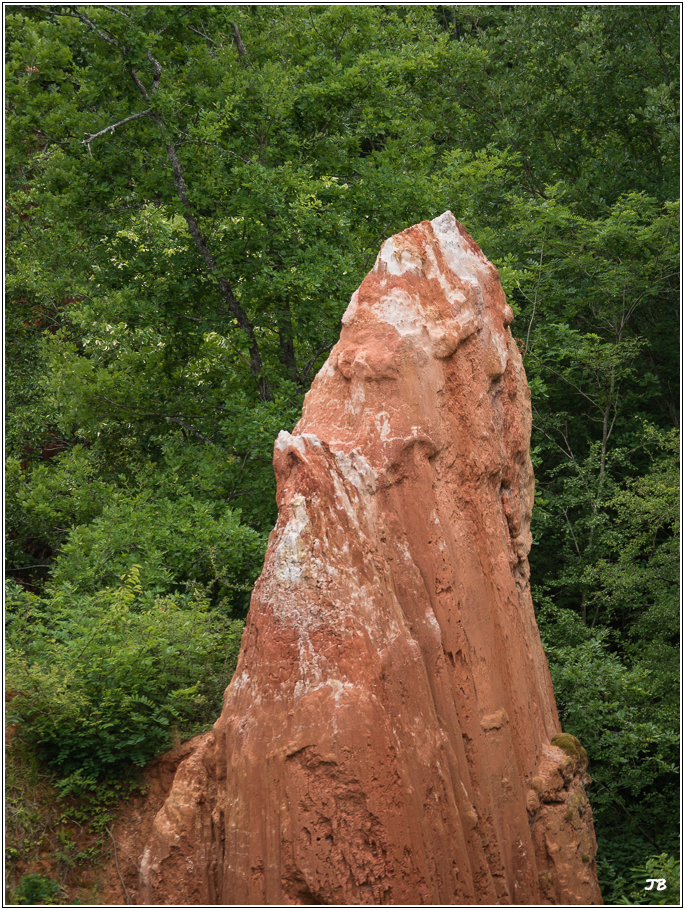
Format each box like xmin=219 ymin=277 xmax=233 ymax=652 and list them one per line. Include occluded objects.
xmin=133 ymin=213 xmax=602 ymax=904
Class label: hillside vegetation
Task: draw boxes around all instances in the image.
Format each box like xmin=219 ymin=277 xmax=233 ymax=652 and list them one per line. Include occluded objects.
xmin=5 ymin=5 xmax=679 ymax=902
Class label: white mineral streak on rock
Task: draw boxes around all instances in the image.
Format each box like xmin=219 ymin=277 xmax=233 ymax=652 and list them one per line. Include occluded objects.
xmin=430 ymin=210 xmax=487 ymax=278
xmin=294 ymin=634 xmax=324 ymax=695
xmin=490 ymin=324 xmax=510 ymax=374
xmin=431 ymin=210 xmax=509 ymax=372
xmin=373 ymin=287 xmax=422 ymax=333
xmin=341 ymin=288 xmax=360 ymax=326
xmin=273 ymin=493 xmax=309 ymax=586
xmin=356 ymin=213 xmax=491 ymax=364
xmin=272 ymin=429 xmax=305 ymax=470
xmin=333 ymin=448 xmax=376 ymax=496
xmin=139 ymin=847 xmax=153 ymax=882
xmin=377 ymin=234 xmax=424 ymax=277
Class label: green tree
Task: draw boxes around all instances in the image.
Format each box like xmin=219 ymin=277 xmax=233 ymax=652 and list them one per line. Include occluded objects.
xmin=6 ymin=567 xmax=244 ymax=783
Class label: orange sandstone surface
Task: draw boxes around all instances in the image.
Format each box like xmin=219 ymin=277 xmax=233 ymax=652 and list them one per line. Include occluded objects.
xmin=105 ymin=213 xmax=602 ymax=905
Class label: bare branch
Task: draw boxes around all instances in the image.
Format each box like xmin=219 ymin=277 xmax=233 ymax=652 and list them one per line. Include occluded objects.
xmin=106 ymin=827 xmax=132 ymax=906
xmin=526 ymin=351 xmax=602 ymax=412
xmin=232 ymin=24 xmax=247 ymax=59
xmin=146 ymin=52 xmax=163 ymax=97
xmin=107 ymin=6 xmax=133 ymax=22
xmin=93 ymin=396 xmax=224 ymax=425
xmin=188 ymin=24 xmax=215 ymax=46
xmin=159 ymin=134 xmax=272 ymax=400
xmin=127 ymin=54 xmax=161 ymax=104
xmin=524 ymin=241 xmax=544 ymax=356
xmin=83 ymin=109 xmax=152 ymax=145
xmin=530 ymin=416 xmax=577 ymax=465
xmin=562 ymin=508 xmax=583 ymax=559
xmin=32 ymin=5 xmax=121 ymax=47
xmin=129 ymin=68 xmax=151 ymax=103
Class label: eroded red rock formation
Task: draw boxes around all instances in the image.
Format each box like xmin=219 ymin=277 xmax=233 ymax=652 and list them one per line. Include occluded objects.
xmin=132 ymin=213 xmax=602 ymax=904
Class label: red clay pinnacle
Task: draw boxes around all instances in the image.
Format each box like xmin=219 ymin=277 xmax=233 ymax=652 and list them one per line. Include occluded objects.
xmin=131 ymin=213 xmax=602 ymax=905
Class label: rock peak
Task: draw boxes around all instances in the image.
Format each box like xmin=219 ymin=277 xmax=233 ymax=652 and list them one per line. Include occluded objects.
xmin=135 ymin=215 xmax=602 ymax=905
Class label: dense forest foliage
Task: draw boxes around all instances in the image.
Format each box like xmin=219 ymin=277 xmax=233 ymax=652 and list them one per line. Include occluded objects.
xmin=5 ymin=5 xmax=679 ymax=901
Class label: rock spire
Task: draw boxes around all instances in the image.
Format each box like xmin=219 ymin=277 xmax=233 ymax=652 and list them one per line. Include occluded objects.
xmin=134 ymin=213 xmax=602 ymax=905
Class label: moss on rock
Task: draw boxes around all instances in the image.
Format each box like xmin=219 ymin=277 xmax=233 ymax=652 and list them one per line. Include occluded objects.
xmin=551 ymin=733 xmax=588 ymax=769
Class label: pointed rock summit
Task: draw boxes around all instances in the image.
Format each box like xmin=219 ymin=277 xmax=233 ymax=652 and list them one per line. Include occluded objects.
xmin=137 ymin=213 xmax=602 ymax=904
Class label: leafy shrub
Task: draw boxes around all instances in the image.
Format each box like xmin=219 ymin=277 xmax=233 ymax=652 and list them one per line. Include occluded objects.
xmin=538 ymin=612 xmax=679 ymax=888
xmin=536 ymin=434 xmax=680 ymax=881
xmin=11 ymin=873 xmax=63 ymax=905
xmin=600 ymin=852 xmax=680 ymax=905
xmin=7 ymin=433 xmax=270 ymax=614
xmin=6 ymin=445 xmax=116 ymax=564
xmin=48 ymin=491 xmax=267 ymax=606
xmin=6 ymin=568 xmax=244 ymax=783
